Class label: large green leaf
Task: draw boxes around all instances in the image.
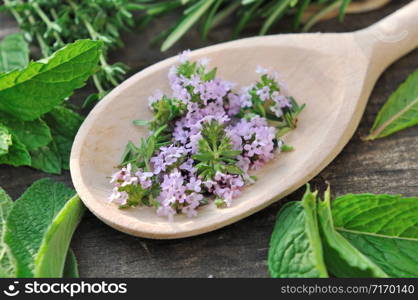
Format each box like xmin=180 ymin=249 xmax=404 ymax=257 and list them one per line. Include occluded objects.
xmin=34 ymin=194 xmax=85 ymax=277
xmin=43 ymin=106 xmax=84 ymax=170
xmin=268 ymin=187 xmax=328 ymax=278
xmin=0 ymin=114 xmax=52 ymax=151
xmin=0 ymin=134 xmax=31 ymax=167
xmin=317 ymin=190 xmax=387 ymax=278
xmin=0 ymin=33 xmax=29 ymax=73
xmin=0 ymin=39 xmax=102 ymax=121
xmin=30 ymin=140 xmax=62 ymax=174
xmin=0 ymin=188 xmax=15 ymax=278
xmin=4 ymin=179 xmax=85 ymax=277
xmin=332 ymin=194 xmax=418 ymax=277
xmin=0 ymin=124 xmax=12 ymax=156
xmin=366 ymin=69 xmax=418 ymax=140
xmin=332 ymin=194 xmax=418 ymax=238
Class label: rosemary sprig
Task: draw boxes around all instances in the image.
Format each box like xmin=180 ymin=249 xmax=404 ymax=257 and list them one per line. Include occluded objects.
xmin=148 ymin=0 xmax=353 ymax=51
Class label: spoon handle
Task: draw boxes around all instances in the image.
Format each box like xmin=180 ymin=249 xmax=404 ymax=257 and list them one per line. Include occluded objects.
xmin=358 ymin=0 xmax=418 ymax=70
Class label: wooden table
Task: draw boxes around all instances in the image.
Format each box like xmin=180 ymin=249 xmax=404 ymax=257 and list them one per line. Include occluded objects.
xmin=0 ymin=0 xmax=417 ymax=277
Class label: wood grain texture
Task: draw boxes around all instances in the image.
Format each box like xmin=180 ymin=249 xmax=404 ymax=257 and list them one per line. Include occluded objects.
xmin=0 ymin=0 xmax=417 ymax=277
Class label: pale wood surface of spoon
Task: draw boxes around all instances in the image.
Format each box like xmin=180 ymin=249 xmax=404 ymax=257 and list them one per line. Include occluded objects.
xmin=70 ymin=1 xmax=418 ymax=239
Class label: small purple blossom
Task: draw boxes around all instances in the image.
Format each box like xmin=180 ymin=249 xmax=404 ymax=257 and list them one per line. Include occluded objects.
xmin=179 ymin=49 xmax=191 ymax=63
xmin=151 ymin=145 xmax=188 ymax=174
xmin=108 ymin=164 xmax=153 ymax=206
xmin=256 ymin=65 xmax=268 ymax=75
xmin=156 ymin=169 xmax=203 ymax=220
xmin=227 ymin=116 xmax=277 ymax=170
xmin=148 ymin=89 xmax=163 ymax=108
xmin=256 ymin=86 xmax=270 ymax=101
xmin=206 ymin=172 xmax=245 ymax=207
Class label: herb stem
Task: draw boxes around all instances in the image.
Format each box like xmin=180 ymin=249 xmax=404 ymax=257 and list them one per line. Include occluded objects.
xmin=92 ymin=74 xmax=106 ymax=95
xmin=31 ymin=2 xmax=64 ymax=47
xmin=70 ymin=0 xmax=119 ymax=87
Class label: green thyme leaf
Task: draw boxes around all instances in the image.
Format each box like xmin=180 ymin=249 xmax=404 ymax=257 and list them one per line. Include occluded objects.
xmin=149 ymin=96 xmax=187 ymax=131
xmin=365 ymin=69 xmax=418 ymax=140
xmin=0 ymin=39 xmax=102 ymax=121
xmin=193 ymin=120 xmax=242 ymax=179
xmin=0 ymin=33 xmax=29 ymax=73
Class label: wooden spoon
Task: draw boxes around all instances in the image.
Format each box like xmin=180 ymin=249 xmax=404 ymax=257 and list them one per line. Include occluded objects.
xmin=70 ymin=1 xmax=418 ymax=239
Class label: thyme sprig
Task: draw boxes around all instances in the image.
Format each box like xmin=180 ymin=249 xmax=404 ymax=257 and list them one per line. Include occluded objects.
xmin=120 ymin=125 xmax=170 ymax=171
xmin=193 ymin=120 xmax=243 ymax=180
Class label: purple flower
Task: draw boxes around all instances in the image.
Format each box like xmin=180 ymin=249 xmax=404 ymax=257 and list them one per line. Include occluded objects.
xmin=198 ymin=57 xmax=210 ymax=66
xmin=225 ymin=93 xmax=241 ymax=116
xmin=186 ymin=175 xmax=202 ymax=193
xmin=182 ymin=192 xmax=203 ymax=217
xmin=204 ymin=172 xmax=245 ymax=207
xmin=156 ymin=169 xmax=204 ymax=220
xmin=180 ymin=158 xmax=197 ymax=174
xmin=256 ymin=86 xmax=270 ymax=101
xmin=135 ymin=170 xmax=154 ymax=189
xmin=256 ymin=65 xmax=268 ymax=75
xmin=179 ymin=49 xmax=191 ymax=63
xmin=227 ymin=116 xmax=277 ymax=170
xmin=108 ymin=188 xmax=129 ymax=205
xmin=148 ymin=89 xmax=163 ymax=108
xmin=151 ymin=145 xmax=188 ymax=174
xmin=239 ymin=85 xmax=253 ymax=108
xmin=157 ymin=205 xmax=176 ymax=221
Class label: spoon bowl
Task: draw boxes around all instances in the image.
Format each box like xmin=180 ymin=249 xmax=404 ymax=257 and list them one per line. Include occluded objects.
xmin=70 ymin=1 xmax=418 ymax=239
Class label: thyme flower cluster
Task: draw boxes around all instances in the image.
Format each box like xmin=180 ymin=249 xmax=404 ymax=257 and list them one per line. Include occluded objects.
xmin=109 ymin=51 xmax=304 ymax=220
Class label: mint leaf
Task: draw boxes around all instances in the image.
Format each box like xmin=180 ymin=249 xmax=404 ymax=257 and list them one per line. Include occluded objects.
xmin=332 ymin=194 xmax=418 ymax=239
xmin=268 ymin=186 xmax=328 ymax=278
xmin=30 ymin=141 xmax=62 ymax=174
xmin=0 ymin=188 xmax=15 ymax=278
xmin=317 ymin=190 xmax=388 ymax=278
xmin=43 ymin=106 xmax=84 ymax=170
xmin=332 ymin=194 xmax=418 ymax=277
xmin=339 ymin=232 xmax=418 ymax=278
xmin=0 ymin=114 xmax=52 ymax=151
xmin=365 ymin=69 xmax=418 ymax=140
xmin=4 ymin=179 xmax=85 ymax=277
xmin=0 ymin=33 xmax=29 ymax=73
xmin=0 ymin=124 xmax=12 ymax=156
xmin=0 ymin=134 xmax=31 ymax=167
xmin=0 ymin=39 xmax=102 ymax=121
